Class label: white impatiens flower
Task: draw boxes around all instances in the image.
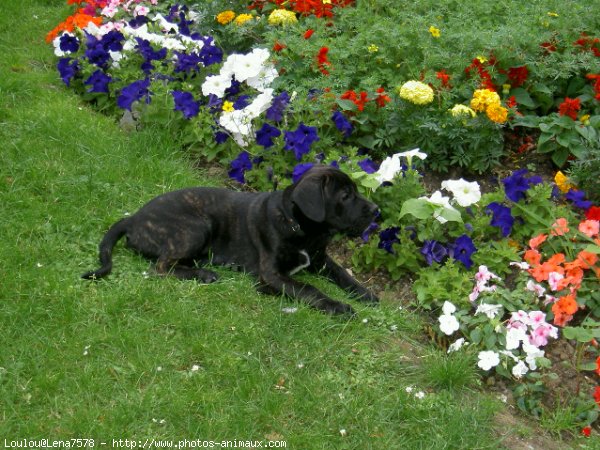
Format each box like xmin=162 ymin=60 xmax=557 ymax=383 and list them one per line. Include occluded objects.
xmin=475 ymin=303 xmax=503 ymax=319
xmin=438 ymin=301 xmax=460 ymax=335
xmin=202 ymin=74 xmax=232 ymax=98
xmin=477 ymin=351 xmax=500 ymax=371
xmin=511 ymin=360 xmax=529 ymax=379
xmin=441 ymin=178 xmax=481 ymax=207
xmin=447 ymin=338 xmax=466 ymax=353
xmin=505 ymin=326 xmax=527 ymax=351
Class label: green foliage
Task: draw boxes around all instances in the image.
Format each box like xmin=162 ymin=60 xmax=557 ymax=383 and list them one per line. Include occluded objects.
xmin=413 ymin=261 xmax=473 ymax=310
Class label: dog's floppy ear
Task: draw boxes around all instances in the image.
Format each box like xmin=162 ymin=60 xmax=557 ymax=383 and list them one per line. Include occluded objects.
xmin=291 ymin=172 xmax=326 ymax=222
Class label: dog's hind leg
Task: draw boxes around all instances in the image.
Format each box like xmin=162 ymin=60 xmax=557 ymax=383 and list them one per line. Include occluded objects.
xmin=155 ymin=255 xmax=219 ymax=283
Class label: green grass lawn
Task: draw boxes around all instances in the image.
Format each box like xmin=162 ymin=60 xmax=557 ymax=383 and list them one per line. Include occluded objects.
xmin=0 ymin=1 xmax=591 ymax=448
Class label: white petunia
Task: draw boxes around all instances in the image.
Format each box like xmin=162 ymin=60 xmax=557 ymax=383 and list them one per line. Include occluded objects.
xmin=374 ymin=153 xmax=402 ymax=184
xmin=441 ymin=178 xmax=481 ymax=207
xmin=202 ymin=74 xmax=232 ymax=98
xmin=442 ymin=301 xmax=457 ymax=315
xmin=477 ymin=351 xmax=500 ymax=371
xmin=475 ymin=303 xmax=503 ymax=319
xmin=246 ymin=66 xmax=279 ymax=92
xmin=421 ymin=191 xmax=460 ymax=224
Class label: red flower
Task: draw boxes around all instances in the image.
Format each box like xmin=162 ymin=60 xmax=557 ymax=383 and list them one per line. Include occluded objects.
xmin=317 ymin=46 xmax=332 ymax=75
xmin=272 ymin=41 xmax=286 ymax=52
xmin=508 ymin=66 xmax=529 ymax=87
xmin=582 ymin=426 xmax=592 ymax=438
xmin=340 ymin=90 xmax=369 ymax=112
xmin=303 ymin=29 xmax=314 ymax=39
xmin=465 ymin=57 xmax=496 ymax=91
xmin=558 ymin=97 xmax=580 ymax=120
xmin=587 ymin=74 xmax=600 ymax=100
xmin=594 ymin=386 xmax=600 ymax=408
xmin=586 ymin=206 xmax=600 ymax=221
xmin=540 ymin=41 xmax=557 ymax=53
xmin=375 ymin=87 xmax=391 ymax=107
xmin=506 ymin=96 xmax=517 ymax=109
xmin=436 ymin=70 xmax=451 ymax=88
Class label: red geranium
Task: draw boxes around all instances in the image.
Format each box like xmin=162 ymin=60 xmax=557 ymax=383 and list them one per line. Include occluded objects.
xmin=594 ymin=386 xmax=600 ymax=407
xmin=303 ymin=29 xmax=314 ymax=39
xmin=586 ymin=206 xmax=600 ymax=221
xmin=558 ymin=97 xmax=580 ymax=120
xmin=507 ymin=65 xmax=529 ymax=87
xmin=317 ymin=47 xmax=332 ymax=75
xmin=436 ymin=70 xmax=451 ymax=88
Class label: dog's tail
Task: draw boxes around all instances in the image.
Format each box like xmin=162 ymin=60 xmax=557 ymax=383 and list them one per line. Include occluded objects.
xmin=81 ymin=218 xmax=129 ymax=280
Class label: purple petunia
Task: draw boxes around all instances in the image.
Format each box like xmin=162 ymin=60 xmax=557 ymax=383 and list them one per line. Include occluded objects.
xmin=358 ymin=158 xmax=378 ymax=174
xmin=361 ymin=221 xmax=380 ymax=242
xmin=502 ymin=169 xmax=542 ymax=203
xmin=173 ymin=51 xmax=203 ymax=73
xmin=85 ymin=35 xmax=111 ymax=67
xmin=100 ymin=30 xmax=125 ymax=52
xmin=378 ymin=227 xmax=400 ymax=254
xmin=332 ymin=111 xmax=353 ymax=137
xmin=265 ymin=91 xmax=290 ymax=123
xmin=284 ymin=123 xmax=320 ymax=160
xmin=57 ymin=57 xmax=79 ymax=86
xmin=421 ymin=240 xmax=448 ymax=265
xmin=228 ymin=151 xmax=252 ymax=184
xmin=486 ymin=202 xmax=514 ymax=237
xmin=256 ymin=123 xmax=281 ymax=148
xmin=292 ymin=163 xmax=315 ymax=183
xmin=565 ymin=189 xmax=592 ymax=209
xmin=84 ymin=69 xmax=112 ymax=93
xmin=449 ymin=234 xmax=477 ymax=269
xmin=117 ymin=78 xmax=151 ymax=111
xmin=172 ymin=90 xmax=200 ymax=119
xmin=59 ymin=33 xmax=79 ymax=53
xmin=197 ymin=37 xmax=223 ymax=66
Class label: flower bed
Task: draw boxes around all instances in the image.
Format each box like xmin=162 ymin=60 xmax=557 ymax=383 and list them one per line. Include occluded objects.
xmin=48 ymin=0 xmax=600 ymax=435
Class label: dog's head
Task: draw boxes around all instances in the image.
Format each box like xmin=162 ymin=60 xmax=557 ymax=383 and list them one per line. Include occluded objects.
xmin=290 ymin=165 xmax=378 ymax=236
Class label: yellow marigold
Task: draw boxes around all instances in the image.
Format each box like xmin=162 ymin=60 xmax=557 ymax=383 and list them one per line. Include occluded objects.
xmin=398 ymin=80 xmax=434 ymax=105
xmin=268 ymin=9 xmax=298 ymax=26
xmin=216 ymin=11 xmax=235 ymax=25
xmin=368 ymin=44 xmax=379 ymax=53
xmin=554 ymin=171 xmax=574 ymax=193
xmin=222 ymin=101 xmax=234 ymax=113
xmin=470 ymin=88 xmax=500 ymax=112
xmin=485 ymin=103 xmax=508 ymax=124
xmin=429 ymin=26 xmax=441 ymax=38
xmin=449 ymin=104 xmax=476 ymax=118
xmin=234 ymin=13 xmax=254 ymax=26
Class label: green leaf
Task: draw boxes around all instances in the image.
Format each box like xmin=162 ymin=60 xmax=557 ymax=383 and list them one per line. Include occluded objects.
xmin=336 ymin=99 xmax=358 ymax=111
xmin=551 ymin=147 xmax=569 ymax=167
xmin=511 ymin=88 xmax=536 ymax=108
xmin=584 ymin=244 xmax=600 ymax=254
xmin=562 ymin=326 xmax=594 ymax=342
xmin=398 ymin=198 xmax=435 ymax=220
xmin=578 ymin=361 xmax=600 ymax=371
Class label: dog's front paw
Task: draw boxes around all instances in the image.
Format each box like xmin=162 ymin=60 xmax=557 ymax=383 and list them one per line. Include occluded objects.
xmin=322 ymin=300 xmax=356 ymax=316
xmin=196 ymin=269 xmax=219 ymax=284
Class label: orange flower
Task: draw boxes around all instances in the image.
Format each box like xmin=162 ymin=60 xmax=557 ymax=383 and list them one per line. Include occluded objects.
xmin=548 ymin=253 xmax=566 ymax=266
xmin=46 ymin=9 xmax=103 ymax=43
xmin=552 ymin=310 xmax=573 ymax=327
xmin=576 ymin=250 xmax=599 ymax=269
xmin=552 ymin=293 xmax=579 ymax=315
xmin=579 ymin=219 xmax=599 ymax=238
xmin=551 ymin=217 xmax=569 ymax=236
xmin=524 ymin=249 xmax=541 ymax=266
xmin=528 ymin=233 xmax=547 ymax=250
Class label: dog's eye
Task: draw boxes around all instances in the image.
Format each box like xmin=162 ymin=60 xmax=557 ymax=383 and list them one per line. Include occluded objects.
xmin=341 ymin=192 xmax=351 ymax=202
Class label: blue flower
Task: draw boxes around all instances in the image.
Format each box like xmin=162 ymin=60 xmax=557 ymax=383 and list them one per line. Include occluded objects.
xmin=173 ymin=51 xmax=203 ymax=73
xmin=84 ymin=35 xmax=111 ymax=67
xmin=117 ymin=79 xmax=151 ymax=111
xmin=266 ymin=91 xmax=290 ymax=123
xmin=565 ymin=189 xmax=592 ymax=209
xmin=361 ymin=222 xmax=380 ymax=242
xmin=292 ymin=163 xmax=315 ymax=183
xmin=228 ymin=151 xmax=252 ymax=184
xmin=332 ymin=111 xmax=353 ymax=137
xmin=100 ymin=30 xmax=124 ymax=52
xmin=358 ymin=158 xmax=378 ymax=174
xmin=172 ymin=90 xmax=200 ymax=119
xmin=198 ymin=37 xmax=223 ymax=66
xmin=233 ymin=95 xmax=251 ymax=110
xmin=486 ymin=202 xmax=514 ymax=237
xmin=284 ymin=123 xmax=320 ymax=160
xmin=59 ymin=33 xmax=79 ymax=53
xmin=449 ymin=234 xmax=477 ymax=269
xmin=135 ymin=38 xmax=167 ymax=62
xmin=378 ymin=227 xmax=400 ymax=254
xmin=84 ymin=70 xmax=112 ymax=94
xmin=502 ymin=169 xmax=542 ymax=203
xmin=256 ymin=123 xmax=281 ymax=149
xmin=57 ymin=57 xmax=79 ymax=86
xmin=421 ymin=240 xmax=448 ymax=265
xmin=214 ymin=130 xmax=229 ymax=144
